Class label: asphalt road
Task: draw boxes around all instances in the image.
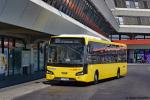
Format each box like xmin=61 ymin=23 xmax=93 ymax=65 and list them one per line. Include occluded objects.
xmin=14 ymin=65 xmax=150 ymax=100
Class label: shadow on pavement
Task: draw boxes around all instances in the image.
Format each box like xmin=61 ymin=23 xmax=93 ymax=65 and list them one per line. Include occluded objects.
xmin=42 ymin=76 xmax=125 ymax=87
xmin=0 ymin=71 xmax=45 ymax=89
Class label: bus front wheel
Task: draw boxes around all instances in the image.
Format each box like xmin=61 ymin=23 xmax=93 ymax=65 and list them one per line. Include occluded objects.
xmin=94 ymin=72 xmax=99 ymax=84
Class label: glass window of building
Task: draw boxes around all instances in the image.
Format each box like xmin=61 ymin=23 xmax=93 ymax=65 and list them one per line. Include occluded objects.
xmin=8 ymin=39 xmax=14 ymax=76
xmin=135 ymin=1 xmax=139 ymax=8
xmin=126 ymin=1 xmax=131 ymax=8
xmin=121 ymin=35 xmax=130 ymax=40
xmin=33 ymin=44 xmax=38 ymax=72
xmin=0 ymin=38 xmax=4 ymax=77
xmin=135 ymin=35 xmax=144 ymax=39
xmin=134 ymin=49 xmax=145 ymax=63
xmin=118 ymin=17 xmax=124 ymax=25
xmin=147 ymin=1 xmax=150 ymax=9
xmin=145 ymin=35 xmax=150 ymax=39
xmin=126 ymin=0 xmax=135 ymax=8
xmin=15 ymin=40 xmax=24 ymax=48
xmin=114 ymin=0 xmax=150 ymax=9
xmin=120 ymin=16 xmax=150 ymax=25
xmin=0 ymin=38 xmax=2 ymax=53
xmin=140 ymin=17 xmax=150 ymax=25
xmin=4 ymin=38 xmax=9 ymax=76
xmin=114 ymin=0 xmax=126 ymax=8
xmin=115 ymin=17 xmax=120 ymax=24
xmin=14 ymin=40 xmax=24 ymax=75
xmin=114 ymin=0 xmax=118 ymax=7
xmin=143 ymin=1 xmax=148 ymax=9
xmin=111 ymin=35 xmax=120 ymax=40
xmin=145 ymin=49 xmax=150 ymax=63
xmin=39 ymin=42 xmax=44 ymax=71
xmin=137 ymin=17 xmax=141 ymax=25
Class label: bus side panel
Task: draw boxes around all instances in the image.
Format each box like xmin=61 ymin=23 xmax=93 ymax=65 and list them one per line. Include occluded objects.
xmin=87 ymin=65 xmax=95 ymax=82
xmin=87 ymin=64 xmax=104 ymax=82
xmin=120 ymin=63 xmax=128 ymax=76
xmin=99 ymin=64 xmax=114 ymax=79
xmin=110 ymin=63 xmax=118 ymax=77
xmin=87 ymin=64 xmax=111 ymax=81
xmin=101 ymin=63 xmax=128 ymax=78
xmin=87 ymin=63 xmax=128 ymax=82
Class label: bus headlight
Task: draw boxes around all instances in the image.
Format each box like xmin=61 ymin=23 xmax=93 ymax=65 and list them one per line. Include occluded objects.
xmin=47 ymin=70 xmax=54 ymax=75
xmin=76 ymin=71 xmax=84 ymax=76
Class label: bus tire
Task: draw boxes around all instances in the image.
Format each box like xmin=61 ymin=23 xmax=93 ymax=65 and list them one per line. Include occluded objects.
xmin=94 ymin=71 xmax=99 ymax=84
xmin=117 ymin=69 xmax=120 ymax=79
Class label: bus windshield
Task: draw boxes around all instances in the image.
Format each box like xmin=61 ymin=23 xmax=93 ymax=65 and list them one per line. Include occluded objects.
xmin=48 ymin=44 xmax=84 ymax=66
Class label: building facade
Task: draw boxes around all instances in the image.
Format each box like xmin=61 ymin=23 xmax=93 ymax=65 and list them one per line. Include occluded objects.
xmin=1 ymin=0 xmax=149 ymax=80
xmin=0 ymin=23 xmax=49 ymax=78
xmin=106 ymin=0 xmax=150 ymax=63
xmin=0 ymin=0 xmax=114 ymax=79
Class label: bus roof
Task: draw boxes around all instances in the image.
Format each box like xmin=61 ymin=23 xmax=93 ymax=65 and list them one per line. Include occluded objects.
xmin=52 ymin=34 xmax=103 ymax=40
xmin=51 ymin=34 xmax=127 ymax=47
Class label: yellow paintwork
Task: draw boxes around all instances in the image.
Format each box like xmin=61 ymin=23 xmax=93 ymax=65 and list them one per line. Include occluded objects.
xmin=46 ymin=63 xmax=127 ymax=82
xmin=46 ymin=35 xmax=127 ymax=82
xmin=50 ymin=34 xmax=127 ymax=47
xmin=46 ymin=66 xmax=90 ymax=82
xmin=87 ymin=63 xmax=127 ymax=81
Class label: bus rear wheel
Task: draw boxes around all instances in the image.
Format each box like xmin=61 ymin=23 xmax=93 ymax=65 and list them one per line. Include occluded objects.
xmin=94 ymin=72 xmax=99 ymax=84
xmin=117 ymin=69 xmax=120 ymax=79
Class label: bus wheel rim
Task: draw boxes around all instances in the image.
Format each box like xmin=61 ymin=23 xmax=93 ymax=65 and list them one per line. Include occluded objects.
xmin=94 ymin=74 xmax=98 ymax=83
xmin=117 ymin=72 xmax=120 ymax=78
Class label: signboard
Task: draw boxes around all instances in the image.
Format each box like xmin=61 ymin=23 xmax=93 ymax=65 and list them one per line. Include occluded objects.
xmin=21 ymin=51 xmax=30 ymax=67
xmin=0 ymin=53 xmax=7 ymax=75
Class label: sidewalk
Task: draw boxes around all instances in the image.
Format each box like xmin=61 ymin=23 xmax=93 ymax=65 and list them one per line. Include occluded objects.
xmin=0 ymin=78 xmax=50 ymax=100
xmin=0 ymin=71 xmax=45 ymax=89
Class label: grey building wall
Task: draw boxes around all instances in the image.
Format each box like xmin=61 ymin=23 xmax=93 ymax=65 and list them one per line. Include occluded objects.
xmin=0 ymin=0 xmax=83 ymax=35
xmin=0 ymin=0 xmax=112 ymax=41
xmin=91 ymin=0 xmax=119 ymax=31
xmin=128 ymin=44 xmax=150 ymax=49
xmin=106 ymin=0 xmax=150 ymax=33
xmin=105 ymin=0 xmax=116 ymax=9
xmin=113 ymin=8 xmax=150 ymax=17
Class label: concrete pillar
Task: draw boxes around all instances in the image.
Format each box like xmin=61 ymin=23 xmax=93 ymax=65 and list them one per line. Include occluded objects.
xmin=30 ymin=44 xmax=34 ymax=74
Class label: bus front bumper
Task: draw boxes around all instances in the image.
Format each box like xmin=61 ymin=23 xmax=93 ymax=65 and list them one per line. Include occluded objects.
xmin=46 ymin=74 xmax=89 ymax=82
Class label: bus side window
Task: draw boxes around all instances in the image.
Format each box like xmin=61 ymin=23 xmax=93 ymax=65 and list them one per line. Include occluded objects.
xmin=87 ymin=44 xmax=92 ymax=54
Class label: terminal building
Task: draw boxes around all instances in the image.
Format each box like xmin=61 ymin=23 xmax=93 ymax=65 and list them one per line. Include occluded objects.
xmin=106 ymin=0 xmax=150 ymax=63
xmin=0 ymin=0 xmax=116 ymax=78
xmin=0 ymin=0 xmax=149 ymax=79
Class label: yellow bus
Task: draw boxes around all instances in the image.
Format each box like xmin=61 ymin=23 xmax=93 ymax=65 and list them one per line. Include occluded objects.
xmin=46 ymin=35 xmax=127 ymax=84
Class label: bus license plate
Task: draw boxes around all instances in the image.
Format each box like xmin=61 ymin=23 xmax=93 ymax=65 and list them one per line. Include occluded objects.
xmin=61 ymin=78 xmax=69 ymax=81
